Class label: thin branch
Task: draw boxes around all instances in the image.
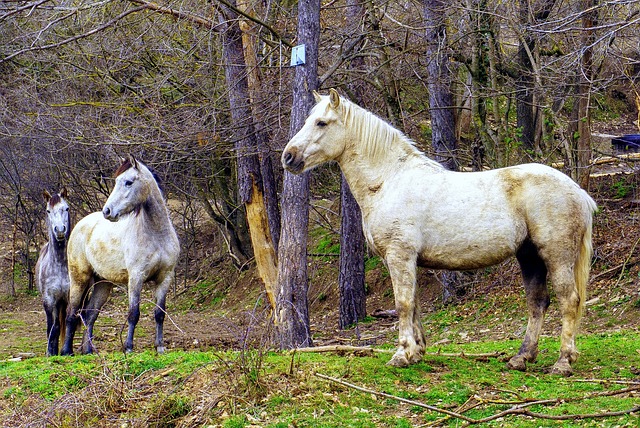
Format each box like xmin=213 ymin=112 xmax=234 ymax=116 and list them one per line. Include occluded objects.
xmin=128 ymin=0 xmax=220 ymax=31
xmin=213 ymin=0 xmax=294 ymax=48
xmin=0 ymin=6 xmax=146 ymax=64
xmin=315 ymin=372 xmax=479 ymax=423
xmin=294 ymin=345 xmax=505 ymax=360
xmin=315 ymin=372 xmax=640 ymax=425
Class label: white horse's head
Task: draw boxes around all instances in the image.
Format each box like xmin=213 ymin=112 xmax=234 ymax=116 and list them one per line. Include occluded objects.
xmin=102 ymin=155 xmax=154 ymax=222
xmin=282 ymin=88 xmax=348 ymax=174
xmin=44 ymin=188 xmax=70 ymax=242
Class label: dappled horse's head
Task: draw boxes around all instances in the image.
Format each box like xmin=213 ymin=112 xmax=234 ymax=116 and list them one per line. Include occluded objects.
xmin=282 ymin=88 xmax=349 ymax=174
xmin=102 ymin=155 xmax=156 ymax=222
xmin=44 ymin=188 xmax=70 ymax=242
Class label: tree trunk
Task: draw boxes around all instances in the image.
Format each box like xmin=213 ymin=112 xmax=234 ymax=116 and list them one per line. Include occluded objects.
xmin=568 ymin=0 xmax=596 ymax=189
xmin=423 ymin=0 xmax=458 ymax=171
xmin=218 ymin=0 xmax=279 ymax=307
xmin=275 ymin=0 xmax=319 ymax=349
xmin=237 ymin=1 xmax=282 ymax=251
xmin=338 ymin=176 xmax=366 ymax=329
xmin=516 ymin=0 xmax=557 ymax=153
xmin=338 ymin=0 xmax=367 ymax=330
xmin=424 ymin=0 xmax=464 ymax=303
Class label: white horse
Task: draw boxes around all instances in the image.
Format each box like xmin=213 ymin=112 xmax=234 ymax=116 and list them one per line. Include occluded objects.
xmin=282 ymin=89 xmax=597 ymax=375
xmin=35 ymin=188 xmax=71 ymax=356
xmin=61 ymin=155 xmax=179 ymax=355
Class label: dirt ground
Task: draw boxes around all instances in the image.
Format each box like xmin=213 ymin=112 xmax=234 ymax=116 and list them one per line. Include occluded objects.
xmin=1 ymin=168 xmax=639 ymax=361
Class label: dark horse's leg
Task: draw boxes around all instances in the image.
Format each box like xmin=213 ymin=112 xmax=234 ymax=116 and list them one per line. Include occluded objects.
xmin=80 ymin=281 xmax=112 ymax=354
xmin=507 ymin=239 xmax=549 ymax=371
xmin=43 ymin=301 xmax=59 ymax=356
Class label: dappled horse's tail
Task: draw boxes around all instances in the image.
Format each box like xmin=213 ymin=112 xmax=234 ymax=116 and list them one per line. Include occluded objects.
xmin=576 ymin=194 xmax=597 ymax=319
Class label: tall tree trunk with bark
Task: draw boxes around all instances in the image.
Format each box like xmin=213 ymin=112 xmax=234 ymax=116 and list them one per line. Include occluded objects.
xmin=338 ymin=0 xmax=367 ymax=330
xmin=423 ymin=0 xmax=458 ymax=170
xmin=516 ymin=0 xmax=557 ymax=153
xmin=275 ymin=0 xmax=319 ymax=348
xmin=218 ymin=0 xmax=279 ymax=308
xmin=568 ymin=0 xmax=596 ymax=189
xmin=237 ymin=0 xmax=281 ymax=250
xmin=424 ymin=0 xmax=464 ymax=303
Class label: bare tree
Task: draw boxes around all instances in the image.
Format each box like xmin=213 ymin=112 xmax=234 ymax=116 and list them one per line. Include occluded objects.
xmin=338 ymin=0 xmax=367 ymax=330
xmin=423 ymin=0 xmax=458 ymax=170
xmin=275 ymin=0 xmax=320 ymax=349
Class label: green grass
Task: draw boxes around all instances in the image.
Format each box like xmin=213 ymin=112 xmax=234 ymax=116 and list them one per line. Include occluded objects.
xmin=1 ymin=332 xmax=638 ymax=427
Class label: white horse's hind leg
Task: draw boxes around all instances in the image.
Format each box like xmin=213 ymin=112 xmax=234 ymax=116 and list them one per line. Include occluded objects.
xmin=549 ymin=265 xmax=581 ymax=375
xmin=508 ymin=241 xmax=549 ymax=371
xmin=80 ymin=281 xmax=112 ymax=354
xmin=385 ymin=250 xmax=424 ymax=367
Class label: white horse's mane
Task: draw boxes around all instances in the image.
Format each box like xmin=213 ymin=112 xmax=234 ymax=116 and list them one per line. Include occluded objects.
xmin=339 ymin=96 xmax=444 ymax=170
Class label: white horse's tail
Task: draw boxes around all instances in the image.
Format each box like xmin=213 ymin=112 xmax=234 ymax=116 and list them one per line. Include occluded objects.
xmin=576 ymin=195 xmax=597 ymax=318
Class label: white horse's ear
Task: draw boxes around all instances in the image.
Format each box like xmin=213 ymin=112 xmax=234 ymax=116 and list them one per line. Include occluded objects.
xmin=313 ymin=90 xmax=322 ymax=103
xmin=329 ymin=88 xmax=340 ymax=108
xmin=128 ymin=154 xmax=138 ymax=169
xmin=60 ymin=187 xmax=67 ymax=198
xmin=43 ymin=190 xmax=52 ymax=202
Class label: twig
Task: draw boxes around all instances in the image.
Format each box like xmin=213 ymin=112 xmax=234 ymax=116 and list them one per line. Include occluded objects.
xmin=571 ymin=378 xmax=640 ymax=385
xmin=591 ymin=257 xmax=640 ymax=281
xmin=294 ymin=345 xmax=505 ymax=360
xmin=314 ymin=372 xmax=478 ymax=423
xmin=615 ymin=235 xmax=640 ymax=287
xmin=314 ymin=372 xmax=640 ymax=425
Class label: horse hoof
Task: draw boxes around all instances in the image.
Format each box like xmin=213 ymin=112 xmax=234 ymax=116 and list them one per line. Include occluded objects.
xmin=156 ymin=346 xmax=166 ymax=354
xmin=506 ymin=356 xmax=527 ymax=371
xmin=387 ymin=353 xmax=410 ymax=368
xmin=550 ymin=362 xmax=573 ymax=376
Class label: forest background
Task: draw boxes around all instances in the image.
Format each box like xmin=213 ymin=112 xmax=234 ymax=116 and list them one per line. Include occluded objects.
xmin=1 ymin=0 xmax=639 ymax=344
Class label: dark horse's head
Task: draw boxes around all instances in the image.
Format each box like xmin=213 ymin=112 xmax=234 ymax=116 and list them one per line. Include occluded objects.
xmin=44 ymin=188 xmax=70 ymax=242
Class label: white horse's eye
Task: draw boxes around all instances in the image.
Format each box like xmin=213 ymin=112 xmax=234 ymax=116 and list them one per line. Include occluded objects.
xmin=317 ymin=120 xmax=327 ymax=127
xmin=124 ymin=180 xmax=134 ymax=187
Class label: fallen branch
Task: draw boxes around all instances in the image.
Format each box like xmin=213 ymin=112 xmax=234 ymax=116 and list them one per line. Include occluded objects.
xmin=315 ymin=372 xmax=640 ymax=425
xmin=314 ymin=372 xmax=477 ymax=423
xmin=293 ymin=345 xmax=505 ymax=360
xmin=571 ymin=378 xmax=640 ymax=386
xmin=591 ymin=257 xmax=640 ymax=281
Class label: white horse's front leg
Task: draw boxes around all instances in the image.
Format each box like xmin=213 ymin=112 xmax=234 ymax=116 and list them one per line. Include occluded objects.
xmin=385 ymin=250 xmax=424 ymax=367
xmin=124 ymin=277 xmax=144 ymax=353
xmin=153 ymin=271 xmax=174 ymax=354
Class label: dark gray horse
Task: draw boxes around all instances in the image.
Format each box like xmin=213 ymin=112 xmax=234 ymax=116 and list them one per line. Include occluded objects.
xmin=35 ymin=188 xmax=71 ymax=356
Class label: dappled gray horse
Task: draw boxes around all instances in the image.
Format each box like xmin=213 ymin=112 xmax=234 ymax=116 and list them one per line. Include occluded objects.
xmin=35 ymin=188 xmax=71 ymax=356
xmin=61 ymin=155 xmax=179 ymax=355
xmin=282 ymin=89 xmax=597 ymax=375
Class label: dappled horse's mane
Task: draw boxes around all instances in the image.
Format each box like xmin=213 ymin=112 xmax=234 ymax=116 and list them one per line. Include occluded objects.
xmin=114 ymin=157 xmax=165 ymax=195
xmin=338 ymin=97 xmax=443 ymax=169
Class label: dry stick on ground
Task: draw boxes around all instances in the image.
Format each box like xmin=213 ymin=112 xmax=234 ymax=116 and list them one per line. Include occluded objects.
xmin=614 ymin=235 xmax=640 ymax=287
xmin=314 ymin=373 xmax=640 ymax=425
xmin=294 ymin=345 xmax=504 ymax=360
xmin=590 ymin=257 xmax=640 ymax=281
